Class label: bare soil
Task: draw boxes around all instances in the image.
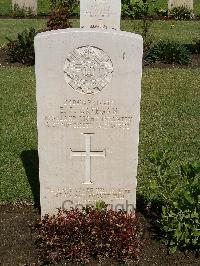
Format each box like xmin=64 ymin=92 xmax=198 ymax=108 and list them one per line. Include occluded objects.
xmin=0 ymin=204 xmax=199 ymax=266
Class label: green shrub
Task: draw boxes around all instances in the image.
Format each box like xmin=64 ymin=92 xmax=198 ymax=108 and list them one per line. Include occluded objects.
xmin=154 ymin=7 xmax=168 ymax=17
xmin=141 ymin=18 xmax=154 ymax=55
xmin=50 ymin=0 xmax=79 ymax=16
xmin=121 ymin=0 xmax=153 ymax=19
xmin=169 ymin=6 xmax=194 ymax=20
xmin=133 ymin=1 xmax=149 ymax=19
xmin=38 ymin=0 xmax=51 ymax=16
xmin=139 ymin=144 xmax=200 ymax=253
xmin=160 ymin=168 xmax=200 ymax=254
xmin=160 ymin=207 xmax=200 ymax=254
xmin=139 ymin=144 xmax=178 ymax=212
xmin=146 ymin=40 xmax=191 ymax=65
xmin=192 ymin=38 xmax=200 ymax=54
xmin=121 ymin=0 xmax=135 ymax=18
xmin=6 ymin=28 xmax=37 ymax=65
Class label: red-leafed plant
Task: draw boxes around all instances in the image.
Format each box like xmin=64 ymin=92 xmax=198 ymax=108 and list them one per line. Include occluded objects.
xmin=46 ymin=9 xmax=72 ymax=31
xmin=33 ymin=207 xmax=144 ymax=264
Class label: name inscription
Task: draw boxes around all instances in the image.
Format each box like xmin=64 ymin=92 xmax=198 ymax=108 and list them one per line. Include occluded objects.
xmin=45 ymin=99 xmax=133 ymax=130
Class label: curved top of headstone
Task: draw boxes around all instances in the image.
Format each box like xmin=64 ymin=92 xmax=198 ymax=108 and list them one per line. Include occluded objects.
xmin=35 ymin=28 xmax=143 ymax=42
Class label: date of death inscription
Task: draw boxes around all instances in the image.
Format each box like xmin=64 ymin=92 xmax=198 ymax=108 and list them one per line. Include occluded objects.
xmin=45 ymin=99 xmax=134 ymax=130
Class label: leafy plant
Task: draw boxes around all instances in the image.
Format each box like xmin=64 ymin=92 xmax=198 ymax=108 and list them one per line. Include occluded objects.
xmin=146 ymin=40 xmax=191 ymax=65
xmin=139 ymin=144 xmax=178 ymax=212
xmin=6 ymin=28 xmax=37 ymax=65
xmin=141 ymin=144 xmax=200 ymax=253
xmin=46 ymin=9 xmax=72 ymax=30
xmin=95 ymin=200 xmax=107 ymax=212
xmin=121 ymin=0 xmax=135 ymax=18
xmin=33 ymin=208 xmax=144 ymax=264
xmin=160 ymin=206 xmax=200 ymax=254
xmin=154 ymin=7 xmax=168 ymax=17
xmin=169 ymin=6 xmax=194 ymax=20
xmin=121 ymin=0 xmax=155 ymax=19
xmin=192 ymin=37 xmax=200 ymax=54
xmin=133 ymin=0 xmax=150 ymax=19
xmin=50 ymin=0 xmax=79 ymax=16
xmin=141 ymin=17 xmax=154 ymax=55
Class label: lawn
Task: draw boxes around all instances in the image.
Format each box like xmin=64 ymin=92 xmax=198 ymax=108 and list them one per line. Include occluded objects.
xmin=0 ymin=17 xmax=199 ymax=204
xmin=0 ymin=0 xmax=200 ymax=16
xmin=0 ymin=0 xmax=51 ymax=16
xmin=0 ymin=15 xmax=200 ymax=263
xmin=0 ymin=18 xmax=200 ymax=48
xmin=0 ymin=4 xmax=200 ymax=263
xmin=0 ymin=0 xmax=12 ymax=16
xmin=0 ymin=66 xmax=200 ymax=203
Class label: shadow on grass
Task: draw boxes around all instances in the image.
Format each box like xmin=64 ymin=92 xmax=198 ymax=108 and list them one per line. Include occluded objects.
xmin=21 ymin=150 xmax=40 ymax=212
xmin=136 ymin=194 xmax=163 ymax=241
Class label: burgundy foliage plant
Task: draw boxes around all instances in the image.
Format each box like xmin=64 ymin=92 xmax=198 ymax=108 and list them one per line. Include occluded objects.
xmin=34 ymin=208 xmax=144 ymax=264
xmin=46 ymin=9 xmax=72 ymax=31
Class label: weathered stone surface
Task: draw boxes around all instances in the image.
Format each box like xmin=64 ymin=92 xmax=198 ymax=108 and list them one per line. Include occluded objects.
xmin=12 ymin=0 xmax=37 ymax=14
xmin=35 ymin=29 xmax=143 ymax=216
xmin=80 ymin=0 xmax=121 ymax=30
xmin=168 ymin=0 xmax=193 ymax=10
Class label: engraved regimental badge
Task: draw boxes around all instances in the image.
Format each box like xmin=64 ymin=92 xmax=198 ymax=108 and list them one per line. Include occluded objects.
xmin=64 ymin=46 xmax=113 ymax=95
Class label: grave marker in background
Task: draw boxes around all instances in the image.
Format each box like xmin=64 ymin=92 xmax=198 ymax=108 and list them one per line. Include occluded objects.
xmin=80 ymin=0 xmax=121 ymax=30
xmin=168 ymin=0 xmax=193 ymax=10
xmin=12 ymin=0 xmax=37 ymax=14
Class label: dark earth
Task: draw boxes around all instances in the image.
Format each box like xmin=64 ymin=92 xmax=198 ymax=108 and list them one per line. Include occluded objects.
xmin=1 ymin=48 xmax=200 ymax=265
xmin=0 ymin=204 xmax=200 ymax=266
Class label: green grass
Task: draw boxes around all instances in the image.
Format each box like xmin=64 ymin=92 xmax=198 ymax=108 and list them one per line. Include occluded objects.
xmin=0 ymin=18 xmax=199 ymax=48
xmin=0 ymin=19 xmax=46 ymax=47
xmin=148 ymin=0 xmax=200 ymax=15
xmin=38 ymin=0 xmax=51 ymax=16
xmin=0 ymin=67 xmax=37 ymax=202
xmin=121 ymin=20 xmax=200 ymax=44
xmin=0 ymin=0 xmax=200 ymax=16
xmin=0 ymin=67 xmax=200 ymax=203
xmin=0 ymin=0 xmax=50 ymax=16
xmin=138 ymin=69 xmax=200 ymax=186
xmin=0 ymin=0 xmax=12 ymax=16
xmin=195 ymin=0 xmax=200 ymax=15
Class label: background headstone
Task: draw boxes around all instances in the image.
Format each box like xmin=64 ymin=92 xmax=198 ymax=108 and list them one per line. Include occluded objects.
xmin=168 ymin=0 xmax=193 ymax=10
xmin=80 ymin=0 xmax=121 ymax=30
xmin=12 ymin=0 xmax=37 ymax=14
xmin=35 ymin=29 xmax=143 ymax=216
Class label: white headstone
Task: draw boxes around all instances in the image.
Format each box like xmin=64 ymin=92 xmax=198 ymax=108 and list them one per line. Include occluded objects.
xmin=35 ymin=29 xmax=143 ymax=216
xmin=12 ymin=0 xmax=37 ymax=14
xmin=80 ymin=0 xmax=121 ymax=30
xmin=168 ymin=0 xmax=193 ymax=10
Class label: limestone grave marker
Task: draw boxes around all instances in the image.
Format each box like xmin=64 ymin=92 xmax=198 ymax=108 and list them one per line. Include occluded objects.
xmin=80 ymin=0 xmax=121 ymax=30
xmin=12 ymin=0 xmax=37 ymax=14
xmin=35 ymin=0 xmax=143 ymax=217
xmin=168 ymin=0 xmax=193 ymax=10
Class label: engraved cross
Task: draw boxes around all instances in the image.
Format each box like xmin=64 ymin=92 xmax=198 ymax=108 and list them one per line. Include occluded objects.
xmin=70 ymin=133 xmax=106 ymax=184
